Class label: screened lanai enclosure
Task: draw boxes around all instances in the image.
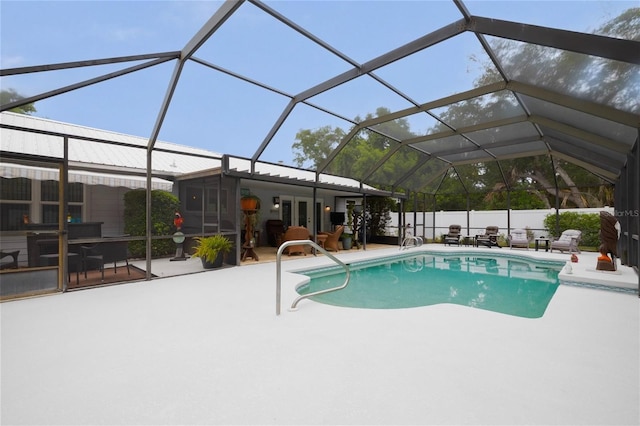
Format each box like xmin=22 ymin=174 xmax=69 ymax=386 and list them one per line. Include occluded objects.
xmin=1 ymin=0 xmax=638 ymax=298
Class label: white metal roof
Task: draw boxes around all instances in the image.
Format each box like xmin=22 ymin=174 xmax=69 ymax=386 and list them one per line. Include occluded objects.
xmin=0 ymin=111 xmax=377 ymax=192
xmin=0 ymin=112 xmax=222 ymax=176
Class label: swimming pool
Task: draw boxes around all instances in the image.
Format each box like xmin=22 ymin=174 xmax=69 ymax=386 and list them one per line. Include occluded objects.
xmin=296 ymin=253 xmax=564 ymax=318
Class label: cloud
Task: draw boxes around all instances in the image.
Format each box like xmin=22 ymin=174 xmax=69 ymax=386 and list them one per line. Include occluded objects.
xmin=1 ymin=55 xmax=25 ymax=68
xmin=102 ymin=26 xmax=151 ymax=42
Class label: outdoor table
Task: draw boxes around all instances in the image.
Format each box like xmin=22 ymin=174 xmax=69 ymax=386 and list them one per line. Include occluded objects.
xmin=535 ymin=238 xmax=550 ymax=252
xmin=315 ymin=234 xmax=328 ymax=249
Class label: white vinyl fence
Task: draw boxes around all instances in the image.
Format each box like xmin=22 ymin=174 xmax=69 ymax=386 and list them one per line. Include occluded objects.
xmin=386 ymin=207 xmax=614 ymax=241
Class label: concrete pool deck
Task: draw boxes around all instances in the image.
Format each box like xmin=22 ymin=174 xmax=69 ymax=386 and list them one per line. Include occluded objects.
xmin=1 ymin=245 xmax=638 ymax=425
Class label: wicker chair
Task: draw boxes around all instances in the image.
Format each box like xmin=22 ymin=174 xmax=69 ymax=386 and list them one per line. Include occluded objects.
xmin=282 ymin=226 xmax=311 ymax=255
xmin=319 ymin=225 xmax=344 ymax=252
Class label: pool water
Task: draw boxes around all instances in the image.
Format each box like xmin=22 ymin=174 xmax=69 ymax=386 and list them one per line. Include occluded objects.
xmin=296 ymin=254 xmax=563 ymax=318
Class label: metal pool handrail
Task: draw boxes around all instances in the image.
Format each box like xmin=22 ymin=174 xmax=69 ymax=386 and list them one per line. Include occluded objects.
xmin=276 ymin=239 xmax=350 ymax=315
xmin=400 ymin=235 xmax=423 ymax=250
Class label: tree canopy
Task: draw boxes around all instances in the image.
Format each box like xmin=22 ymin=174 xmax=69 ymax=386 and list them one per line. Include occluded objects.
xmin=290 ymin=8 xmax=637 ymax=211
xmin=1 ymin=89 xmax=36 ymax=115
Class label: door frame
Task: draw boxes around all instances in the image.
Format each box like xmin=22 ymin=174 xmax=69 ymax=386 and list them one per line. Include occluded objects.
xmin=280 ymin=195 xmax=323 ymax=231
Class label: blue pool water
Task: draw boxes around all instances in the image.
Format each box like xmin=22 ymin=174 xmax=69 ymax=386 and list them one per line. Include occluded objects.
xmin=296 ymin=253 xmax=564 ymax=318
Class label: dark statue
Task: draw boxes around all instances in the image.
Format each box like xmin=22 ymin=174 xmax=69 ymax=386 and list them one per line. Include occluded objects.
xmin=596 ymin=211 xmax=620 ymax=271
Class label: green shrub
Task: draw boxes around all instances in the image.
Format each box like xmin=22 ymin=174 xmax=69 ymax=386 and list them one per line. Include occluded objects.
xmin=365 ymin=196 xmax=394 ymax=237
xmin=543 ymin=211 xmax=600 ymax=248
xmin=124 ymin=189 xmax=180 ymax=258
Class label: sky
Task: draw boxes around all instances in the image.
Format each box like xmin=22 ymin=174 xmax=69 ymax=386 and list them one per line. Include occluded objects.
xmin=1 ymin=0 xmax=636 ymax=167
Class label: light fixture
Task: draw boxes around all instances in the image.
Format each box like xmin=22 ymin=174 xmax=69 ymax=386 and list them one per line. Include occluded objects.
xmin=325 ymin=205 xmax=331 ymax=212
xmin=273 ymin=196 xmax=280 ymax=208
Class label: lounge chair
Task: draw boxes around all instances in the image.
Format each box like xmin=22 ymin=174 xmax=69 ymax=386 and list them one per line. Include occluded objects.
xmin=508 ymin=229 xmax=531 ymax=250
xmin=443 ymin=225 xmax=461 ymax=246
xmin=550 ymin=229 xmax=582 ymax=253
xmin=319 ymin=225 xmax=344 ymax=252
xmin=476 ymin=226 xmax=500 ymax=248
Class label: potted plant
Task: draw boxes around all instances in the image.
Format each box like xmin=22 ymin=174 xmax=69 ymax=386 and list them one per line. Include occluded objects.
xmin=240 ymin=194 xmax=261 ymax=211
xmin=192 ymin=235 xmax=233 ymax=269
xmin=340 ymin=232 xmax=353 ymax=250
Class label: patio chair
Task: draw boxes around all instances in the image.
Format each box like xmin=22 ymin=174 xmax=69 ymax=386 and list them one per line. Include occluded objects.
xmin=0 ymin=250 xmax=19 ymax=270
xmin=102 ymin=240 xmax=130 ymax=275
xmin=476 ymin=226 xmax=500 ymax=248
xmin=81 ymin=245 xmax=105 ymax=282
xmin=82 ymin=240 xmax=130 ymax=280
xmin=319 ymin=225 xmax=344 ymax=252
xmin=282 ymin=226 xmax=311 ymax=256
xmin=508 ymin=229 xmax=531 ymax=250
xmin=443 ymin=225 xmax=461 ymax=246
xmin=550 ymin=229 xmax=582 ymax=253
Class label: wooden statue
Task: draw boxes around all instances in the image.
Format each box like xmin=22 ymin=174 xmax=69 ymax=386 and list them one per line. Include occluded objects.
xmin=596 ymin=211 xmax=620 ymax=271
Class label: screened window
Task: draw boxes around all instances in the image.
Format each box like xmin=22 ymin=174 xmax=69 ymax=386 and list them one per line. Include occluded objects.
xmin=186 ymin=186 xmax=203 ymax=212
xmin=1 ymin=178 xmax=32 ymax=231
xmin=42 ymin=204 xmax=83 ymax=224
xmin=1 ymin=203 xmax=30 ymax=231
xmin=1 ymin=177 xmax=32 ymax=200
xmin=40 ymin=180 xmax=84 ymax=224
xmin=40 ymin=180 xmax=84 ymax=202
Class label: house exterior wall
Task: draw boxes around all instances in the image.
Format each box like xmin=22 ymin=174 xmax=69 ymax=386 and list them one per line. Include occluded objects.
xmin=240 ymin=181 xmax=343 ymax=245
xmin=85 ymin=185 xmax=128 ymax=236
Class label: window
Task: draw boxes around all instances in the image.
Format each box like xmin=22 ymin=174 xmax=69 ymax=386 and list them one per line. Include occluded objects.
xmin=1 ymin=203 xmax=30 ymax=231
xmin=40 ymin=180 xmax=83 ymax=202
xmin=1 ymin=177 xmax=31 ymax=200
xmin=186 ymin=186 xmax=203 ymax=212
xmin=1 ymin=177 xmax=32 ymax=231
xmin=1 ymin=177 xmax=85 ymax=229
xmin=40 ymin=180 xmax=84 ymax=224
xmin=41 ymin=204 xmax=82 ymax=224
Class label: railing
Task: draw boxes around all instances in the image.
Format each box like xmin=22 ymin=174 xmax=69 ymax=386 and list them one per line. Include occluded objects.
xmin=400 ymin=235 xmax=423 ymax=250
xmin=276 ymin=239 xmax=350 ymax=315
